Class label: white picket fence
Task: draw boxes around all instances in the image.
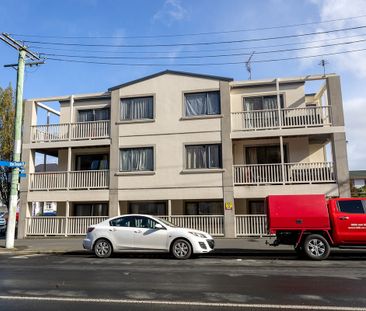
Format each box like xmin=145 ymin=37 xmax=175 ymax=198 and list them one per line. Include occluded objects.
xmin=232 ymin=106 xmax=332 ymax=131
xmin=24 ymin=215 xmax=269 ymax=237
xmin=31 ymin=121 xmax=110 ymax=142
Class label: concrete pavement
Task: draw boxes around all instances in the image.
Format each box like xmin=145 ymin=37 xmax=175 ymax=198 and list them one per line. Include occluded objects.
xmin=0 ymin=236 xmax=292 ymax=254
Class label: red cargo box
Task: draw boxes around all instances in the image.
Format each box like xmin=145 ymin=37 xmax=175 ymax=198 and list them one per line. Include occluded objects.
xmin=267 ymin=194 xmax=331 ymax=232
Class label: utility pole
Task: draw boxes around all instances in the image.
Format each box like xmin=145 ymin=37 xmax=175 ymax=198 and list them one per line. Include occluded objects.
xmin=0 ymin=33 xmax=44 ymax=248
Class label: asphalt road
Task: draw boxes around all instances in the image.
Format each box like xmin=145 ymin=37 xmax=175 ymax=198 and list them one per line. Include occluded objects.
xmin=1 ymin=251 xmax=366 ymax=311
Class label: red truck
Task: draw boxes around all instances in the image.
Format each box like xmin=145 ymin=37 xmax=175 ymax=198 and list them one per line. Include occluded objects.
xmin=267 ymin=194 xmax=366 ymax=260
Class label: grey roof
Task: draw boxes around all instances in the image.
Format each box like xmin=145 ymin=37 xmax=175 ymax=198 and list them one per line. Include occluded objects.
xmin=108 ymin=70 xmax=233 ymax=91
xmin=349 ymin=170 xmax=366 ymax=178
xmin=35 ymin=163 xmax=59 ymax=172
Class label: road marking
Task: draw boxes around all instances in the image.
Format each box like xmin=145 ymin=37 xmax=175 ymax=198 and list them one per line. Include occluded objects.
xmin=0 ymin=295 xmax=365 ymax=310
xmin=10 ymin=254 xmax=43 ymax=259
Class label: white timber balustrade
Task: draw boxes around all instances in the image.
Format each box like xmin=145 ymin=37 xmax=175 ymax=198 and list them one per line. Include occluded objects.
xmin=235 ymin=215 xmax=268 ymax=236
xmin=231 ymin=106 xmax=332 ymax=131
xmin=31 ymin=121 xmax=110 ymax=142
xmin=30 ymin=170 xmax=109 ymax=190
xmin=233 ymin=162 xmax=335 ymax=185
xmin=67 ymin=216 xmax=109 ymax=235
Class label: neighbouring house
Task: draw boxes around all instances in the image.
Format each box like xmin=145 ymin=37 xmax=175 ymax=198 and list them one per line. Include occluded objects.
xmin=18 ymin=70 xmax=350 ymax=238
xmin=350 ymin=170 xmax=366 ymax=197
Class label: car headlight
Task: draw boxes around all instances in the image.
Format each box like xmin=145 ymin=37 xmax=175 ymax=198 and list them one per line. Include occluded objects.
xmin=189 ymin=231 xmax=207 ymax=238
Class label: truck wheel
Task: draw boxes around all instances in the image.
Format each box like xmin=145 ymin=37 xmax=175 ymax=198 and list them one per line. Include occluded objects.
xmin=303 ymin=234 xmax=330 ymax=260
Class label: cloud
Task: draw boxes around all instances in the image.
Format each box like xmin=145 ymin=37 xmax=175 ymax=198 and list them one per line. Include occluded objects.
xmin=153 ymin=0 xmax=188 ymax=26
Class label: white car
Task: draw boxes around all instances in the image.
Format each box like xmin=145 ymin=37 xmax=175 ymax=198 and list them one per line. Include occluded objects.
xmin=83 ymin=214 xmax=215 ymax=259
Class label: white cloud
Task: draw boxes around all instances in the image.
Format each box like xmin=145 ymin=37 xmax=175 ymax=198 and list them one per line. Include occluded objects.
xmin=153 ymin=0 xmax=188 ymax=26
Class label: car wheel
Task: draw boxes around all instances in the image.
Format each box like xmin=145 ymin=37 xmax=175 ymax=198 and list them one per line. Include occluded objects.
xmin=171 ymin=239 xmax=192 ymax=260
xmin=303 ymin=234 xmax=330 ymax=260
xmin=94 ymin=239 xmax=113 ymax=258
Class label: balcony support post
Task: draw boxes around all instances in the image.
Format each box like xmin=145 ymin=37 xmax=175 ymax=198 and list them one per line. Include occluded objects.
xmin=65 ymin=201 xmax=70 ymax=237
xmin=67 ymin=147 xmax=71 ymax=190
xmin=276 ymin=78 xmax=282 ymax=129
xmin=168 ymin=200 xmax=172 ymax=221
xmin=280 ymin=136 xmax=286 ymax=184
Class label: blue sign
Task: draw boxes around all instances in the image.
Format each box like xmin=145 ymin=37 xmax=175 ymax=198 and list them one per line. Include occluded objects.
xmin=19 ymin=173 xmax=27 ymax=178
xmin=0 ymin=160 xmax=25 ymax=168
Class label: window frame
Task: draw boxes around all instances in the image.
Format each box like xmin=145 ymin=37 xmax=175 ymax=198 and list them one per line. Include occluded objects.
xmin=337 ymin=200 xmax=366 ymax=214
xmin=119 ymin=94 xmax=155 ymax=122
xmin=184 ymin=200 xmax=224 ymax=215
xmin=183 ymin=90 xmax=221 ymax=118
xmin=119 ymin=146 xmax=155 ymax=173
xmin=77 ymin=107 xmax=110 ymax=122
xmin=128 ymin=201 xmax=167 ymax=216
xmin=242 ymin=93 xmax=285 ymax=112
xmin=184 ymin=143 xmax=222 ymax=170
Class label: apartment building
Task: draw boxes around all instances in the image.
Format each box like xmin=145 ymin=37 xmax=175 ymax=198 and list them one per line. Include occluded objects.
xmin=18 ymin=70 xmax=350 ymax=239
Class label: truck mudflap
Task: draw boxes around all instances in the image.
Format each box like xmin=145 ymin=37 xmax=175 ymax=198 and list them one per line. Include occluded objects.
xmin=295 ymin=230 xmax=334 ymax=248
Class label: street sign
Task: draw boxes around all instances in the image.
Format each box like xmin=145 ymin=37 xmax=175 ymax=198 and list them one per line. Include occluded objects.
xmin=0 ymin=160 xmax=25 ymax=168
xmin=19 ymin=173 xmax=26 ymax=178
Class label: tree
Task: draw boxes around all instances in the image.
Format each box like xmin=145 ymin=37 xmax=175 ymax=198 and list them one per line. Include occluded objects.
xmin=0 ymin=85 xmax=15 ymax=209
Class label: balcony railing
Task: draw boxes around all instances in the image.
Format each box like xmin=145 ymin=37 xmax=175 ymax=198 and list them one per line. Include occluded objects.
xmin=30 ymin=170 xmax=109 ymax=190
xmin=231 ymin=106 xmax=332 ymax=131
xmin=31 ymin=120 xmax=110 ymax=142
xmin=235 ymin=215 xmax=268 ymax=236
xmin=233 ymin=162 xmax=335 ymax=185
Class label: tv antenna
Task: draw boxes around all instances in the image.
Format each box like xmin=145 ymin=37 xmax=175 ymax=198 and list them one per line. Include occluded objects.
xmin=245 ymin=51 xmax=255 ymax=80
xmin=319 ymin=59 xmax=328 ymax=76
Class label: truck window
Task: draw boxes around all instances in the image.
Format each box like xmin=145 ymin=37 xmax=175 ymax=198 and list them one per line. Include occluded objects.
xmin=337 ymin=200 xmax=365 ymax=214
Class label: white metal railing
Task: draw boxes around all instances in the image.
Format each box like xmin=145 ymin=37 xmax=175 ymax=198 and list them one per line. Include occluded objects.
xmin=25 ymin=216 xmax=108 ymax=236
xmin=232 ymin=106 xmax=332 ymax=131
xmin=159 ymin=215 xmax=224 ymax=236
xmin=30 ymin=170 xmax=109 ymax=190
xmin=233 ymin=162 xmax=335 ymax=185
xmin=235 ymin=215 xmax=268 ymax=236
xmin=31 ymin=121 xmax=110 ymax=142
xmin=71 ymin=121 xmax=110 ymax=140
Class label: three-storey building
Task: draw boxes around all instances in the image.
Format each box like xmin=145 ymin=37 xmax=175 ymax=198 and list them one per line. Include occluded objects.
xmin=18 ymin=70 xmax=350 ymax=238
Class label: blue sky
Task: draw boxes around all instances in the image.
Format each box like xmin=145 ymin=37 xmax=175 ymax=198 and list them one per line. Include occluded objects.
xmin=0 ymin=0 xmax=365 ymax=169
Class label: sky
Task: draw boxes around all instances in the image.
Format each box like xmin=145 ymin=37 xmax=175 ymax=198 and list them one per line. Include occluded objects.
xmin=0 ymin=0 xmax=365 ymax=170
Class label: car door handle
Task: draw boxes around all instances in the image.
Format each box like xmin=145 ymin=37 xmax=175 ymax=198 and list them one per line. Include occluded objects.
xmin=109 ymin=228 xmax=117 ymax=232
xmin=134 ymin=230 xmax=142 ymax=233
xmin=339 ymin=216 xmax=349 ymax=220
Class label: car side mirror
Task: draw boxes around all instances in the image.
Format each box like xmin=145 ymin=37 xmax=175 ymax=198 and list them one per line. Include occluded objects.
xmin=155 ymin=223 xmax=164 ymax=230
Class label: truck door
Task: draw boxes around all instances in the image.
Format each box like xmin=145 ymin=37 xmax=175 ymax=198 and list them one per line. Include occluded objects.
xmin=333 ymin=199 xmax=366 ymax=244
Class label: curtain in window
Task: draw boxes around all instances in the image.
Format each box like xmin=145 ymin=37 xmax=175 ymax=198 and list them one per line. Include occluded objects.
xmin=95 ymin=108 xmax=110 ymax=121
xmin=186 ymin=145 xmax=207 ymax=169
xmin=120 ymin=97 xmax=153 ymax=120
xmin=129 ymin=202 xmax=166 ymax=215
xmin=185 ymin=92 xmax=220 ymax=116
xmin=244 ymin=97 xmax=263 ymax=111
xmin=78 ymin=110 xmax=94 ymax=122
xmin=207 ymin=92 xmax=220 ymax=114
xmin=263 ymin=96 xmax=278 ymax=110
xmin=208 ymin=144 xmax=220 ymax=168
xmin=185 ymin=201 xmax=223 ymax=215
xmin=121 ymin=148 xmax=153 ymax=171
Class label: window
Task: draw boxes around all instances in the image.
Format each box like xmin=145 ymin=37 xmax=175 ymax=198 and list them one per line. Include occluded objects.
xmin=185 ymin=201 xmax=223 ymax=215
xmin=186 ymin=144 xmax=222 ymax=169
xmin=184 ymin=91 xmax=220 ymax=117
xmin=120 ymin=96 xmax=153 ymax=120
xmin=76 ymin=154 xmax=109 ymax=171
xmin=135 ymin=216 xmax=159 ymax=229
xmin=128 ymin=201 xmax=167 ymax=215
xmin=249 ymin=200 xmax=265 ymax=214
xmin=78 ymin=108 xmax=110 ymax=122
xmin=245 ymin=145 xmax=287 ymax=164
xmin=120 ymin=147 xmax=154 ymax=172
xmin=74 ymin=203 xmax=108 ymax=216
xmin=110 ymin=216 xmax=136 ymax=227
xmin=243 ymin=95 xmax=284 ymax=111
xmin=338 ymin=200 xmax=365 ymax=214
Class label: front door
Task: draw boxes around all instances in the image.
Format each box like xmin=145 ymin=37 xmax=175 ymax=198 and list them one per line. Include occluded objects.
xmin=133 ymin=216 xmax=168 ymax=250
xmin=333 ymin=199 xmax=366 ymax=244
xmin=109 ymin=216 xmax=137 ymax=249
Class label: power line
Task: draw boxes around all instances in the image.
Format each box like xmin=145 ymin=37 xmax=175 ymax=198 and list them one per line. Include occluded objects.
xmin=28 ymin=32 xmax=366 ymax=55
xmin=22 ymin=25 xmax=366 ymax=48
xmin=39 ymin=38 xmax=366 ymax=60
xmin=45 ymin=47 xmax=366 ymax=67
xmin=9 ymin=14 xmax=366 ymax=39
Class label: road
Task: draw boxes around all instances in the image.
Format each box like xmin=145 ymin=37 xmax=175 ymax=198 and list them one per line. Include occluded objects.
xmin=0 ymin=251 xmax=366 ymax=311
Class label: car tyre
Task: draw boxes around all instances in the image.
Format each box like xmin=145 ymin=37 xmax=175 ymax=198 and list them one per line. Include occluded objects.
xmin=303 ymin=234 xmax=330 ymax=260
xmin=94 ymin=238 xmax=113 ymax=258
xmin=171 ymin=239 xmax=192 ymax=260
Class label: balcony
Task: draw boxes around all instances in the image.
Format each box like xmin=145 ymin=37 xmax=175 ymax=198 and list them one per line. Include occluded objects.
xmin=233 ymin=162 xmax=335 ymax=185
xmin=31 ymin=120 xmax=110 ymax=143
xmin=29 ymin=170 xmax=109 ymax=190
xmin=231 ymin=106 xmax=332 ymax=132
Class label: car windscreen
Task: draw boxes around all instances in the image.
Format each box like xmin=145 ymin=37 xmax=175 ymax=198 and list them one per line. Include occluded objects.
xmin=158 ymin=218 xmax=179 ymax=228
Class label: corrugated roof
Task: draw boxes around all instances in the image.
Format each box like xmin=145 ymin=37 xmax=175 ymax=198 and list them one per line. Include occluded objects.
xmin=350 ymin=170 xmax=366 ymax=178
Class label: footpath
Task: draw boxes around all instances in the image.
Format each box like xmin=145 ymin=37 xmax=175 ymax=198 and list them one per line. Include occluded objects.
xmin=0 ymin=236 xmax=292 ymax=255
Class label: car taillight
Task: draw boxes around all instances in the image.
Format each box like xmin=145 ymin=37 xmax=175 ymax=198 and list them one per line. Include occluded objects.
xmin=87 ymin=227 xmax=95 ymax=233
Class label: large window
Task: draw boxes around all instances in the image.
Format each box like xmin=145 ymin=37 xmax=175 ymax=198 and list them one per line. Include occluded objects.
xmin=128 ymin=201 xmax=167 ymax=216
xmin=76 ymin=154 xmax=109 ymax=171
xmin=338 ymin=200 xmax=365 ymax=214
xmin=243 ymin=95 xmax=284 ymax=111
xmin=245 ymin=145 xmax=287 ymax=164
xmin=185 ymin=91 xmax=220 ymax=117
xmin=249 ymin=200 xmax=265 ymax=214
xmin=185 ymin=201 xmax=223 ymax=215
xmin=186 ymin=144 xmax=222 ymax=169
xmin=120 ymin=96 xmax=153 ymax=121
xmin=74 ymin=203 xmax=108 ymax=216
xmin=110 ymin=216 xmax=159 ymax=229
xmin=78 ymin=108 xmax=110 ymax=122
xmin=120 ymin=147 xmax=154 ymax=172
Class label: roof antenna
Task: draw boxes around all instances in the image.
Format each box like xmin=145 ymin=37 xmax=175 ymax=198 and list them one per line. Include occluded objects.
xmin=319 ymin=59 xmax=328 ymax=76
xmin=245 ymin=51 xmax=255 ymax=80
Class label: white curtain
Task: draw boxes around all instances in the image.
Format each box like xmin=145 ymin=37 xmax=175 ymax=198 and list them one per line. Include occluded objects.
xmin=186 ymin=145 xmax=207 ymax=169
xmin=78 ymin=110 xmax=94 ymax=122
xmin=185 ymin=92 xmax=220 ymax=116
xmin=121 ymin=148 xmax=153 ymax=171
xmin=120 ymin=97 xmax=153 ymax=120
